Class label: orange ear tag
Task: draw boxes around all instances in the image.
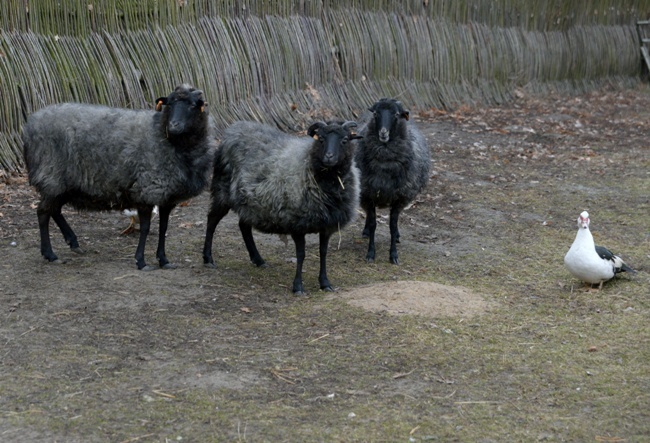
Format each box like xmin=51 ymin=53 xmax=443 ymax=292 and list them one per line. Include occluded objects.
xmin=155 ymin=100 xmax=163 ymax=112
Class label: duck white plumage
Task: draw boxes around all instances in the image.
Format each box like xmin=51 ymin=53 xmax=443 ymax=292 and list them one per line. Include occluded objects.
xmin=121 ymin=206 xmax=159 ymax=235
xmin=564 ymin=211 xmax=635 ymax=289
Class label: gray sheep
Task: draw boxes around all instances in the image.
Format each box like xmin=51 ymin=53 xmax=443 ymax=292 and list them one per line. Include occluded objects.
xmin=22 ymin=84 xmax=213 ymax=270
xmin=355 ymin=98 xmax=430 ymax=264
xmin=202 ymin=120 xmax=360 ymax=295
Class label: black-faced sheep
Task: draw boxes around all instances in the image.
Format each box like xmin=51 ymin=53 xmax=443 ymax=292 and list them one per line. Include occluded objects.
xmin=202 ymin=120 xmax=360 ymax=295
xmin=354 ymin=98 xmax=430 ymax=264
xmin=22 ymin=84 xmax=213 ymax=270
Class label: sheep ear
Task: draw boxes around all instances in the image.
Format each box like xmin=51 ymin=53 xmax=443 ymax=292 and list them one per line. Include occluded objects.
xmin=395 ymin=100 xmax=410 ymax=120
xmin=341 ymin=121 xmax=359 ymax=139
xmin=307 ymin=122 xmax=326 ymax=138
xmin=155 ymin=97 xmax=168 ymax=112
xmin=343 ymin=121 xmax=357 ymax=131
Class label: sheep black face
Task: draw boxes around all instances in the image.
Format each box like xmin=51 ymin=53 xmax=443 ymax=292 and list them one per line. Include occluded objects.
xmin=156 ymin=86 xmax=208 ymax=140
xmin=307 ymin=121 xmax=359 ymax=169
xmin=369 ymin=98 xmax=409 ymax=143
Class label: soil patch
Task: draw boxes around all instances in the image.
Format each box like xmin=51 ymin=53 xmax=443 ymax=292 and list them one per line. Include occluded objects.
xmin=336 ymin=280 xmax=493 ymax=318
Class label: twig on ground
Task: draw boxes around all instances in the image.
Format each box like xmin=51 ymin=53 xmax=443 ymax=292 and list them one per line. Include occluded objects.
xmin=308 ymin=333 xmax=330 ymax=344
xmin=152 ymin=390 xmax=176 ymax=399
xmin=454 ymin=400 xmax=501 ymax=405
xmin=393 ymin=369 xmax=415 ymax=379
xmin=119 ymin=434 xmax=156 ymax=443
xmin=269 ymin=367 xmax=299 ymax=384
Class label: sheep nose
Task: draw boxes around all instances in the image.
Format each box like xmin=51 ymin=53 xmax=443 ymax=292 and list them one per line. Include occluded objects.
xmin=379 ymin=128 xmax=389 ymax=143
xmin=167 ymin=120 xmax=184 ymax=134
xmin=323 ymin=152 xmax=336 ymax=165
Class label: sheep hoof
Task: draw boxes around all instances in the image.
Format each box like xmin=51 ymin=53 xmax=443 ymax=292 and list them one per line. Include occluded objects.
xmin=50 ymin=258 xmax=66 ymax=265
xmin=366 ymin=257 xmax=375 ymax=263
xmin=293 ymin=290 xmax=306 ymax=296
xmin=140 ymin=265 xmax=158 ymax=271
xmin=161 ymin=263 xmax=177 ymax=270
xmin=321 ymin=285 xmax=335 ymax=292
xmin=71 ymin=247 xmax=85 ymax=255
xmin=251 ymin=257 xmax=267 ymax=267
xmin=390 ymin=257 xmax=400 ymax=265
xmin=204 ymin=262 xmax=217 ymax=269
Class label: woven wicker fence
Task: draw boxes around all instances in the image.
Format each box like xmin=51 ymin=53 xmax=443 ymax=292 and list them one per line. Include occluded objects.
xmin=2 ymin=0 xmax=648 ymax=34
xmin=0 ymin=1 xmax=647 ymax=170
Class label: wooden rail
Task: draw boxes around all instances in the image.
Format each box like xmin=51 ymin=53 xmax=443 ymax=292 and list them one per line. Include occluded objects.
xmin=637 ymin=20 xmax=650 ymax=73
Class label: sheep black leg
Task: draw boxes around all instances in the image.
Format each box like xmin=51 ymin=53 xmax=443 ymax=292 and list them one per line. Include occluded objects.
xmin=291 ymin=233 xmax=307 ymax=295
xmin=364 ymin=205 xmax=377 ymax=263
xmin=389 ymin=206 xmax=401 ymax=264
xmin=37 ymin=203 xmax=60 ymax=263
xmin=203 ymin=205 xmax=229 ymax=268
xmin=51 ymin=203 xmax=82 ymax=254
xmin=318 ymin=231 xmax=334 ymax=292
xmin=239 ymin=220 xmax=267 ymax=267
xmin=156 ymin=205 xmax=177 ymax=269
xmin=362 ymin=211 xmax=371 ymax=238
xmin=134 ymin=207 xmax=153 ymax=270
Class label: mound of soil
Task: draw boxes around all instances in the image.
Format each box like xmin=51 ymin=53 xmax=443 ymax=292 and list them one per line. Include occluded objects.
xmin=336 ymin=280 xmax=493 ymax=318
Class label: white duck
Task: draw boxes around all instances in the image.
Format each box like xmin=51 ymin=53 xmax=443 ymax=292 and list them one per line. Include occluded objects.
xmin=564 ymin=211 xmax=635 ymax=289
xmin=121 ymin=206 xmax=159 ymax=235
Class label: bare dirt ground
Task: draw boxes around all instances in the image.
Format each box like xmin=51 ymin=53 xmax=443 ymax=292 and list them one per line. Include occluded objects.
xmin=1 ymin=84 xmax=649 ymax=442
